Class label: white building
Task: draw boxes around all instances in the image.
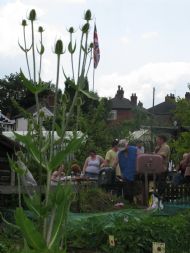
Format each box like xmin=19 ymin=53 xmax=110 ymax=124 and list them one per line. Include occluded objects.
xmin=0 ymin=110 xmax=15 ymax=131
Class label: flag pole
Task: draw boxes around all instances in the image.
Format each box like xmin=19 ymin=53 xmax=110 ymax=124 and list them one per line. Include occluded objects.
xmin=93 ymin=67 xmax=95 ymax=91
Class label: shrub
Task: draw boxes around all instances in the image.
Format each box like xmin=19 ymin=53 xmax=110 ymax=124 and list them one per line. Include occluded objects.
xmin=67 ymin=209 xmax=190 ymax=253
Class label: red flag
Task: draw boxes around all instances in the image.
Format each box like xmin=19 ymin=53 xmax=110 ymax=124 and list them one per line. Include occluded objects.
xmin=93 ymin=24 xmax=100 ymax=69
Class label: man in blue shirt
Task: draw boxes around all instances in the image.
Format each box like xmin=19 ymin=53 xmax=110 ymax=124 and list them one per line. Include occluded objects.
xmin=114 ymin=139 xmax=137 ymax=203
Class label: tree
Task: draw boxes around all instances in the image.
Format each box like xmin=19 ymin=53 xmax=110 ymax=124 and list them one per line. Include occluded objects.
xmin=0 ymin=72 xmax=58 ymax=117
xmin=170 ymin=87 xmax=190 ymax=163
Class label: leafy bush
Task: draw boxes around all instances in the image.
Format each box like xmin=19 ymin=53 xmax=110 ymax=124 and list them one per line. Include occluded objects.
xmin=67 ymin=209 xmax=190 ymax=253
xmin=71 ymin=187 xmax=128 ymax=213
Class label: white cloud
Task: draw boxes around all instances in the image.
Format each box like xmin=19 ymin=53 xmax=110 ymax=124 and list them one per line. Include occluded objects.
xmin=0 ymin=0 xmax=71 ymax=82
xmin=96 ymin=62 xmax=190 ymax=108
xmin=142 ymin=31 xmax=159 ymax=40
xmin=120 ymin=36 xmax=130 ymax=45
xmin=26 ymin=0 xmax=86 ymax=4
xmin=56 ymin=0 xmax=86 ymax=3
xmin=0 ymin=0 xmax=46 ymax=57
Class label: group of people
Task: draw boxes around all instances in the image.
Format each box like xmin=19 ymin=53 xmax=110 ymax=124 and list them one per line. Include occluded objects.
xmin=81 ymin=135 xmax=171 ymax=202
xmin=51 ymin=134 xmax=190 ymax=204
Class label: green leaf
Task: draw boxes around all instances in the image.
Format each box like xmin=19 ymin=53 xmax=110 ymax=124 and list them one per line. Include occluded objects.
xmin=0 ymin=211 xmax=20 ymax=230
xmin=37 ymin=43 xmax=45 ymax=55
xmin=55 ymin=124 xmax=62 ymax=138
xmin=7 ymin=154 xmax=25 ymax=175
xmin=81 ymin=45 xmax=87 ymax=53
xmin=62 ymin=67 xmax=68 ymax=80
xmin=48 ymin=185 xmax=73 ymax=249
xmin=79 ymin=89 xmax=98 ymax=100
xmin=23 ymin=194 xmax=48 ymax=218
xmin=15 ymin=208 xmax=46 ymax=250
xmin=78 ymin=73 xmax=85 ymax=89
xmin=18 ymin=41 xmax=32 ymax=53
xmin=68 ymin=41 xmax=76 ymax=54
xmin=18 ymin=41 xmax=27 ymax=52
xmin=48 ymin=136 xmax=83 ymax=171
xmin=66 ymin=78 xmax=77 ymax=90
xmin=14 ymin=132 xmax=46 ymax=169
xmin=20 ymin=69 xmax=48 ymax=94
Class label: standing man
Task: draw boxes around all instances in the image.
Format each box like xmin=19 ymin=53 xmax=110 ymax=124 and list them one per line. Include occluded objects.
xmin=154 ymin=135 xmax=170 ymax=171
xmin=154 ymin=135 xmax=170 ymax=200
xmin=114 ymin=139 xmax=138 ymax=203
xmin=104 ymin=139 xmax=120 ymax=176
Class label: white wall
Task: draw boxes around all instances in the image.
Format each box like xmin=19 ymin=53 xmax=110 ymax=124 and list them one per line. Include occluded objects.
xmin=16 ymin=117 xmax=28 ymax=131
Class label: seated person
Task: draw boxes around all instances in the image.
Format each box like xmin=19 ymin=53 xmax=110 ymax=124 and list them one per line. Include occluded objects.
xmin=136 ymin=141 xmax=145 ymax=154
xmin=82 ymin=150 xmax=104 ymax=179
xmin=173 ymin=153 xmax=190 ymax=185
xmin=51 ymin=164 xmax=65 ymax=184
xmin=71 ymin=162 xmax=81 ymax=176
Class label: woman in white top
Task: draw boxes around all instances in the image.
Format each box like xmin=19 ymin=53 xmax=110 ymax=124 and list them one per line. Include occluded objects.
xmin=82 ymin=150 xmax=104 ymax=179
xmin=51 ymin=164 xmax=65 ymax=185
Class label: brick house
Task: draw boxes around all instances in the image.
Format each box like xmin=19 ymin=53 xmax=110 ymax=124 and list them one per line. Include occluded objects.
xmin=108 ymin=85 xmax=141 ymax=123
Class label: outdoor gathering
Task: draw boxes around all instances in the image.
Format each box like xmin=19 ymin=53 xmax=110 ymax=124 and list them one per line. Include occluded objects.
xmin=1 ymin=1 xmax=190 ymax=253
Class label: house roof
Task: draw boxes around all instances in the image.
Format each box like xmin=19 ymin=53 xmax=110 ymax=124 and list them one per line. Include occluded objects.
xmin=110 ymin=97 xmax=132 ymax=109
xmin=14 ymin=105 xmax=54 ymax=119
xmin=0 ymin=112 xmax=15 ymax=124
xmin=148 ymin=99 xmax=176 ymax=115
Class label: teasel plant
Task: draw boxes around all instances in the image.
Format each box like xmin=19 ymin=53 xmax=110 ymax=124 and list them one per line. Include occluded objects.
xmin=4 ymin=8 xmax=98 ymax=253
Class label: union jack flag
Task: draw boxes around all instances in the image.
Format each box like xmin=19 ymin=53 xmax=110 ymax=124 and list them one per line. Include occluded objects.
xmin=93 ymin=24 xmax=100 ymax=69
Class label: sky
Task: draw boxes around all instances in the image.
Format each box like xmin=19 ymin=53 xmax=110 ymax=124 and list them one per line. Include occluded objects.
xmin=1 ymin=0 xmax=190 ymax=108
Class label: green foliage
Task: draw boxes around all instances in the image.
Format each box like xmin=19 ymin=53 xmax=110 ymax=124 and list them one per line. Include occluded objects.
xmin=77 ymin=98 xmax=113 ymax=162
xmin=169 ymin=91 xmax=190 ymax=164
xmin=20 ymin=70 xmax=48 ymax=94
xmin=175 ymin=97 xmax=190 ymax=125
xmin=0 ymin=72 xmax=56 ymax=116
xmin=170 ymin=131 xmax=190 ymax=164
xmin=15 ymin=208 xmax=46 ymax=250
xmin=72 ymin=187 xmax=126 ymax=213
xmin=67 ymin=210 xmax=190 ymax=253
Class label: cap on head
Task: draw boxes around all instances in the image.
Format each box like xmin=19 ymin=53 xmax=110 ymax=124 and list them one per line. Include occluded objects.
xmin=118 ymin=139 xmax=128 ymax=150
xmin=112 ymin=139 xmax=119 ymax=147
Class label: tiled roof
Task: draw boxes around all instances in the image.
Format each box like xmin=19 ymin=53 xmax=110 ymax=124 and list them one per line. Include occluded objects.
xmin=110 ymin=97 xmax=132 ymax=109
xmin=148 ymin=100 xmax=176 ymax=115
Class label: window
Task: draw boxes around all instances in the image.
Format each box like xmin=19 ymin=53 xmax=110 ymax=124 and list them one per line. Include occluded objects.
xmin=108 ymin=110 xmax=117 ymax=120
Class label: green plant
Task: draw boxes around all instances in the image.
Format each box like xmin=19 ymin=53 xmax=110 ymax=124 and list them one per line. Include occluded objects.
xmin=71 ymin=187 xmax=127 ymax=213
xmin=67 ymin=209 xmax=190 ymax=252
xmin=5 ymin=8 xmax=97 ymax=253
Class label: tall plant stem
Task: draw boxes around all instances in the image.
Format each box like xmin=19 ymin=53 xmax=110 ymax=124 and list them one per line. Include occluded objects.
xmin=81 ymin=26 xmax=89 ymax=74
xmin=43 ymin=54 xmax=61 ymax=237
xmin=23 ymin=26 xmax=32 ymax=80
xmin=17 ymin=174 xmax=22 ymax=208
xmin=30 ymin=20 xmax=40 ymax=123
xmin=31 ymin=20 xmax=36 ymax=84
xmin=64 ymin=89 xmax=79 ymax=134
xmin=38 ymin=32 xmax=43 ymax=82
xmin=85 ymin=49 xmax=92 ymax=77
xmin=70 ymin=33 xmax=75 ymax=81
xmin=77 ymin=33 xmax=84 ymax=80
xmin=46 ymin=207 xmax=56 ymax=244
xmin=64 ymin=32 xmax=85 ymax=132
xmin=50 ymin=53 xmax=61 ymax=160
